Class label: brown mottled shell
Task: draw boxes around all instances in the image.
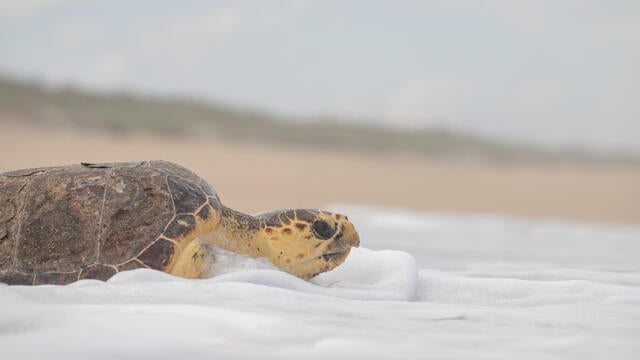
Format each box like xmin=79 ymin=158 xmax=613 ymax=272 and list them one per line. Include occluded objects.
xmin=0 ymin=161 xmax=221 ymax=285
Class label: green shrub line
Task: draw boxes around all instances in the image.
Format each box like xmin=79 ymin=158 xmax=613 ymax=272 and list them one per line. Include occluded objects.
xmin=0 ymin=76 xmax=636 ymax=165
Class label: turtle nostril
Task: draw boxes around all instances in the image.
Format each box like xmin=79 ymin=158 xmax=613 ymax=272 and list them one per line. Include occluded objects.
xmin=322 ymin=253 xmax=340 ymax=261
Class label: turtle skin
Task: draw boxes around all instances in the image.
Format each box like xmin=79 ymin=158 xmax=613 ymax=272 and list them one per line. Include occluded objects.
xmin=0 ymin=161 xmax=221 ymax=285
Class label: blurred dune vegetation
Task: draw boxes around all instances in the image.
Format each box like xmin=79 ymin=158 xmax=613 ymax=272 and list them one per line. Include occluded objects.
xmin=0 ymin=76 xmax=637 ymax=165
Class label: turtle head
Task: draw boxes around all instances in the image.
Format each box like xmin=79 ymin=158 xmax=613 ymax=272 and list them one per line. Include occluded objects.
xmin=256 ymin=209 xmax=360 ymax=280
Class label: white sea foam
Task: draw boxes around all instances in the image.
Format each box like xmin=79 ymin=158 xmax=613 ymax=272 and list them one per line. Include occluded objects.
xmin=1 ymin=206 xmax=639 ymax=359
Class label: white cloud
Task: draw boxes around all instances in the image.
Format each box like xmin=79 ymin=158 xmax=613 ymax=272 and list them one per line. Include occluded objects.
xmin=0 ymin=0 xmax=84 ymax=19
xmin=36 ymin=4 xmax=247 ymax=90
xmin=82 ymin=50 xmax=130 ymax=90
xmin=40 ymin=2 xmax=309 ymax=91
xmin=136 ymin=7 xmax=243 ymax=47
xmin=129 ymin=6 xmax=244 ymax=70
xmin=383 ymin=73 xmax=473 ymax=128
xmin=251 ymin=1 xmax=311 ymax=30
xmin=52 ymin=19 xmax=107 ymax=49
xmin=477 ymin=0 xmax=551 ymax=34
xmin=597 ymin=2 xmax=640 ymax=58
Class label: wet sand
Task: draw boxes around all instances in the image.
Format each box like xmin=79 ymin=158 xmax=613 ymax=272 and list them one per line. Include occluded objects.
xmin=1 ymin=124 xmax=639 ymax=225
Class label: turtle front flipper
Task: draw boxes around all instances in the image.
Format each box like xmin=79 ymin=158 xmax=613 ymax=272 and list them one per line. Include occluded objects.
xmin=169 ymin=238 xmax=213 ymax=279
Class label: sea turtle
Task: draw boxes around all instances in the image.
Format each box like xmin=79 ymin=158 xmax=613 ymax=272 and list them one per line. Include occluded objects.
xmin=0 ymin=161 xmax=359 ymax=285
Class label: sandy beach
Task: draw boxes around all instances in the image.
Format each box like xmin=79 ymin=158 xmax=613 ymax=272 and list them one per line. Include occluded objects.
xmin=1 ymin=124 xmax=639 ymax=225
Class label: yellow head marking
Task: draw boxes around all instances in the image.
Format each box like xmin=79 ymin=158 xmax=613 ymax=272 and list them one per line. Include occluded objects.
xmin=256 ymin=209 xmax=360 ymax=279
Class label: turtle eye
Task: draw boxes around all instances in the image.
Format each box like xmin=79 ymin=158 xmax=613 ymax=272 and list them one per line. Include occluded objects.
xmin=312 ymin=220 xmax=335 ymax=240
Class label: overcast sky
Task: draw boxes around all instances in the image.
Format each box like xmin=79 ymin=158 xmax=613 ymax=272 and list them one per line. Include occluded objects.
xmin=1 ymin=0 xmax=638 ymax=152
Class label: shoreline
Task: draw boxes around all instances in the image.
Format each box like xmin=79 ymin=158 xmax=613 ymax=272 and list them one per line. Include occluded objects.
xmin=2 ymin=124 xmax=639 ymax=225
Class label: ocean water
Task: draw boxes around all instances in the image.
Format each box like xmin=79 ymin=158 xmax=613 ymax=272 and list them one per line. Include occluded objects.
xmin=1 ymin=206 xmax=639 ymax=359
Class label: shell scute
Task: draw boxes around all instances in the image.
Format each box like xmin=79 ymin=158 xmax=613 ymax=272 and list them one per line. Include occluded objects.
xmin=137 ymin=238 xmax=176 ymax=270
xmin=79 ymin=264 xmax=117 ymax=281
xmin=167 ymin=175 xmax=208 ymax=214
xmin=0 ymin=178 xmax=25 ymax=269
xmin=98 ymin=166 xmax=173 ymax=264
xmin=118 ymin=259 xmax=145 ymax=271
xmin=0 ymin=271 xmax=34 ymax=285
xmin=34 ymin=271 xmax=80 ymax=285
xmin=16 ymin=168 xmax=105 ymax=273
xmin=197 ymin=205 xmax=212 ymax=221
xmin=149 ymin=161 xmax=207 ymax=186
xmin=164 ymin=214 xmax=197 ymax=239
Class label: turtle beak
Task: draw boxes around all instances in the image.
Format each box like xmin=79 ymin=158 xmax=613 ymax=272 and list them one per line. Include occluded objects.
xmin=324 ymin=218 xmax=360 ymax=258
xmin=341 ymin=219 xmax=360 ymax=248
xmin=291 ymin=216 xmax=360 ymax=280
